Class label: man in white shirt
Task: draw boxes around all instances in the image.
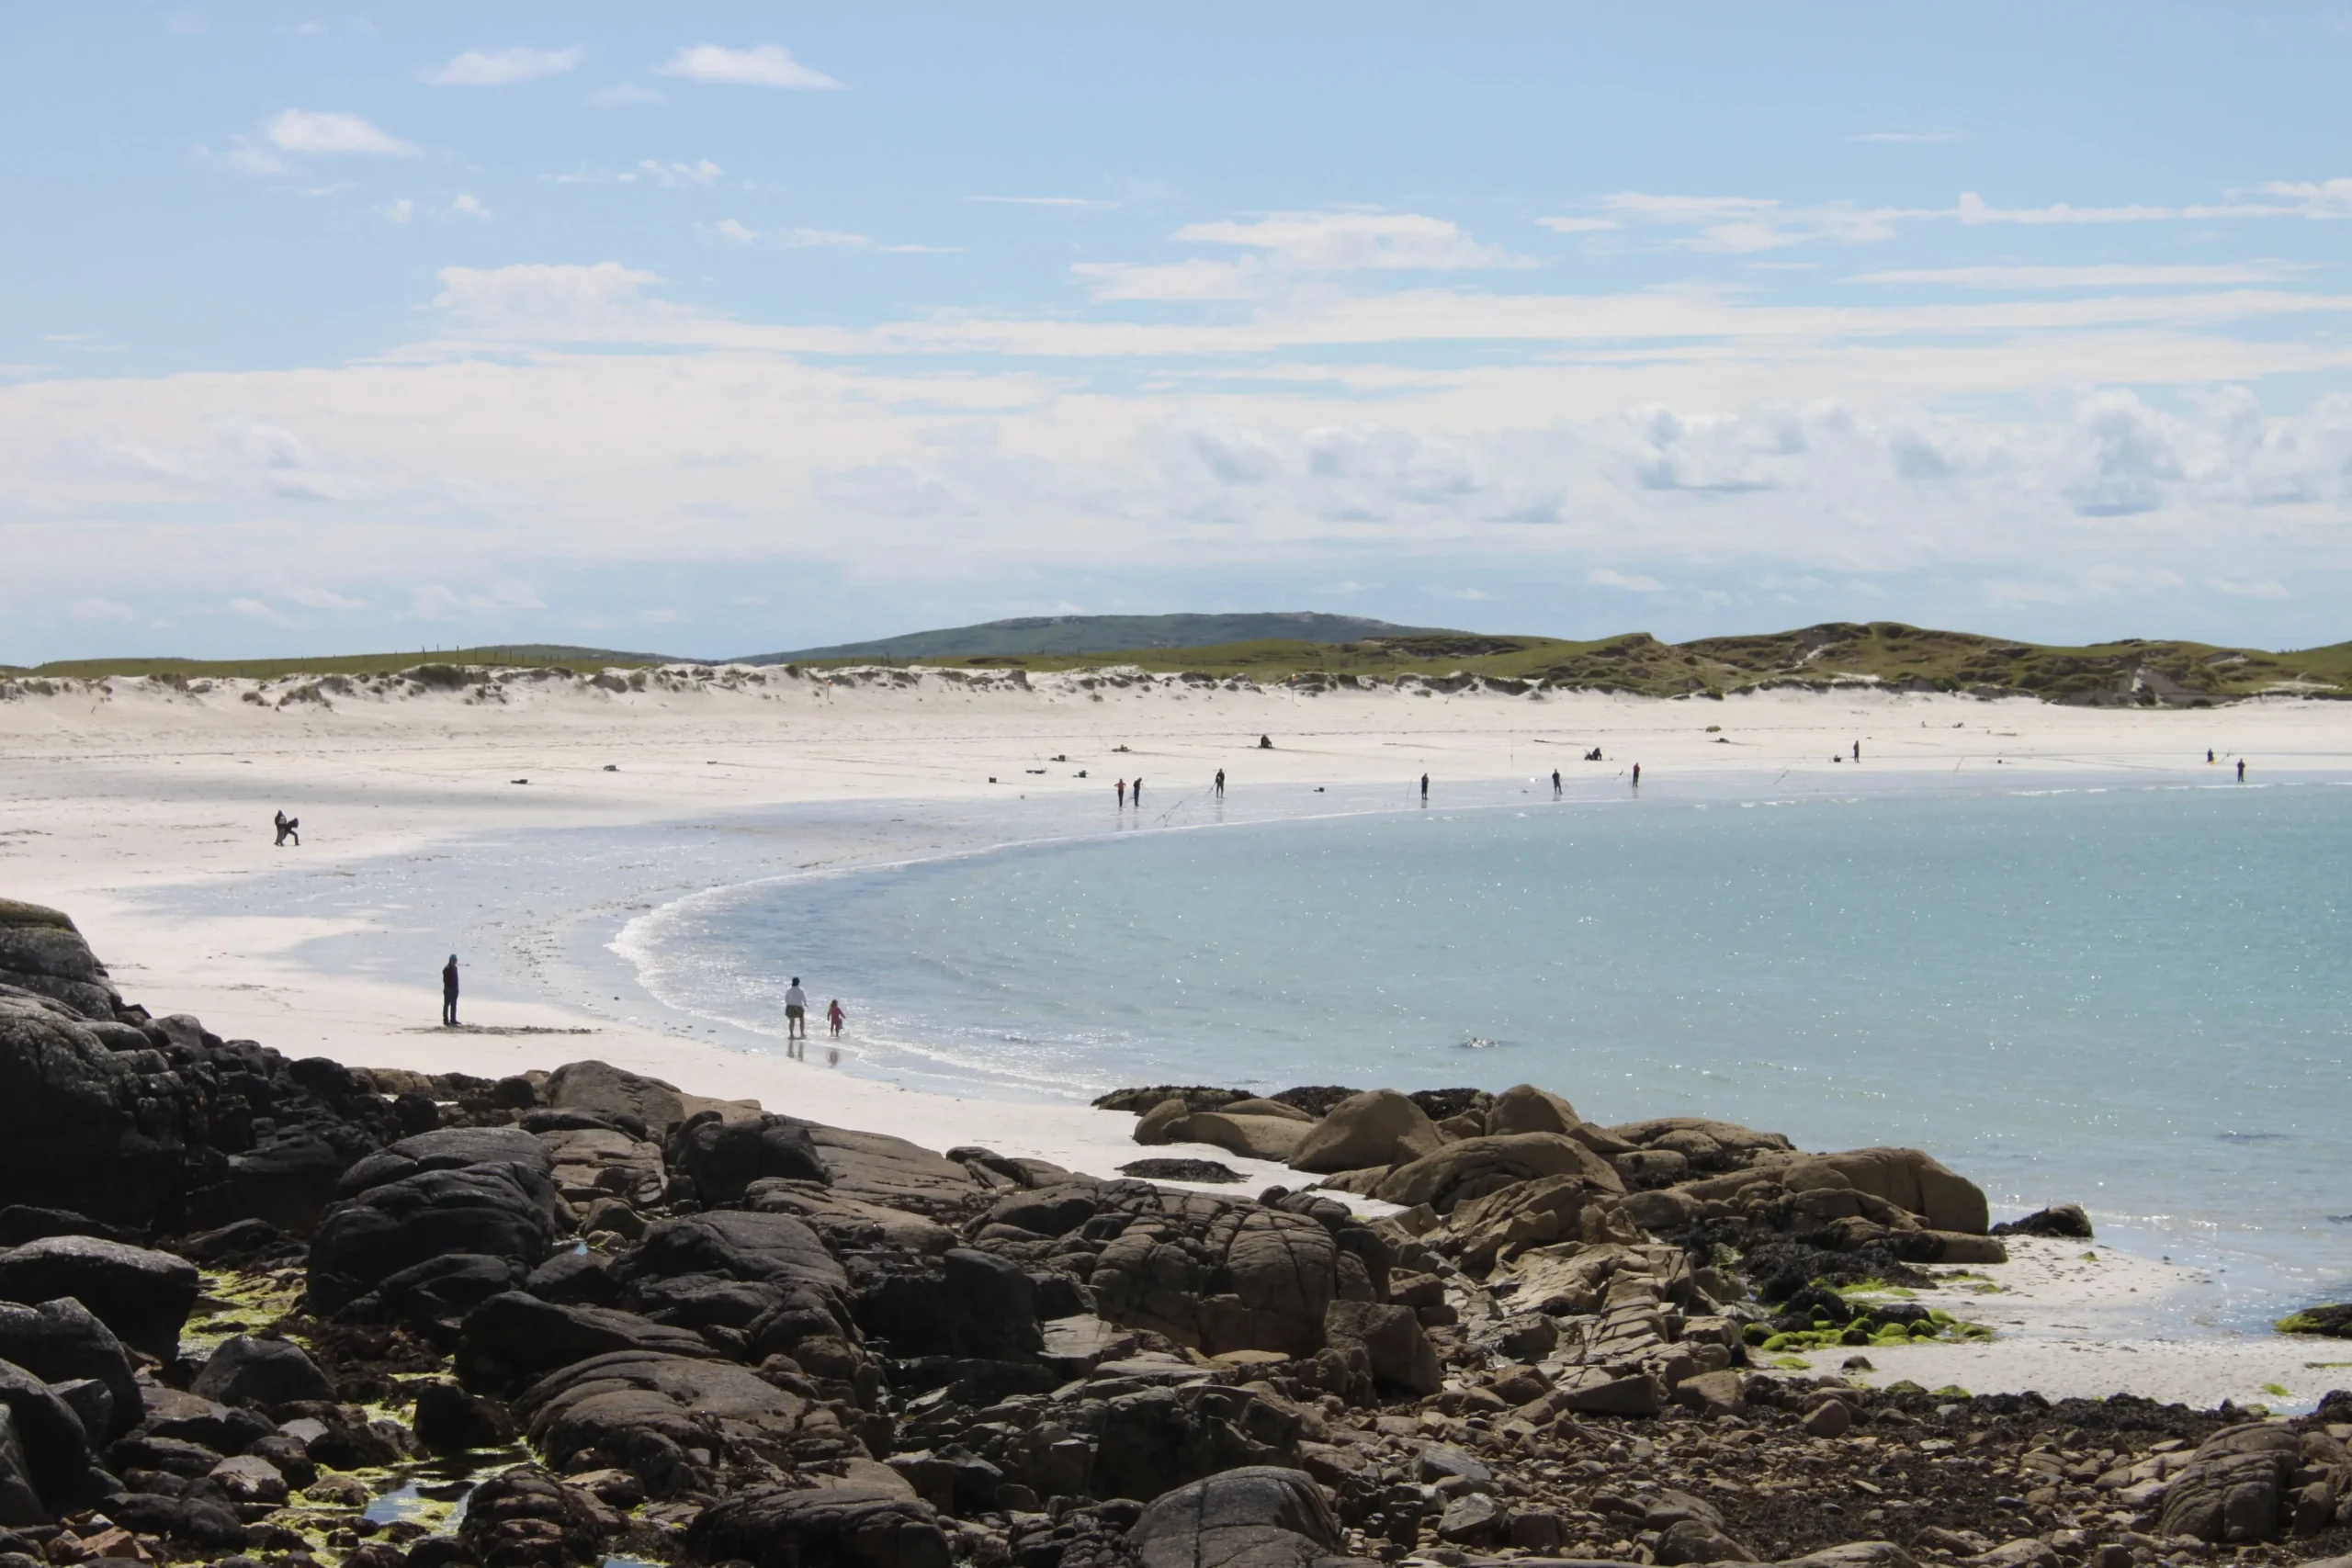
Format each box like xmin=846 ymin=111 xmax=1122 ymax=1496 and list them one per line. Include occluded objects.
xmin=785 ymin=977 xmax=808 ymax=1053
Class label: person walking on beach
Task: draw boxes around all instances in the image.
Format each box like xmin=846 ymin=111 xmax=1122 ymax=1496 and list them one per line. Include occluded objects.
xmin=1419 ymin=773 xmax=1429 ymax=804
xmin=2207 ymin=748 xmax=2215 ymax=764
xmin=441 ymin=954 xmax=459 ymax=1027
xmin=1852 ymin=740 xmax=1860 ymax=763
xmin=1116 ymin=778 xmax=1126 ymax=807
xmin=1632 ymin=762 xmax=1642 ymax=789
xmin=1551 ymin=769 xmax=1561 ymax=798
xmin=1133 ymin=777 xmax=1143 ymax=807
xmin=785 ymin=977 xmax=808 ymax=1051
xmin=1214 ymin=769 xmax=1226 ymax=800
xmin=827 ymin=998 xmax=845 ymax=1038
xmin=2237 ymin=759 xmax=2246 ymax=783
xmin=274 ymin=810 xmax=300 ymax=847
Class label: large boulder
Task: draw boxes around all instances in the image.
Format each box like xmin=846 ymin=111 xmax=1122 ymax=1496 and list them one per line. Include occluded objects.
xmin=1289 ymin=1090 xmax=1443 ymax=1175
xmin=1094 ymin=1385 xmax=1306 ymax=1508
xmin=805 ymin=1126 xmax=979 ymax=1216
xmin=0 ymin=995 xmax=188 ymax=1227
xmin=1178 ymin=1112 xmax=1311 ymax=1163
xmin=619 ymin=1211 xmax=856 ymax=1357
xmin=688 ymin=1484 xmax=952 ymax=1568
xmin=332 ymin=1253 xmax=526 ymax=1347
xmin=0 ymin=1236 xmax=198 ymax=1360
xmin=514 ymin=1349 xmax=844 ymax=1493
xmin=189 ymin=1335 xmax=335 ymax=1408
xmin=538 ymin=1125 xmax=666 ymax=1209
xmin=853 ymin=1247 xmax=1041 ymax=1361
xmin=2157 ymin=1423 xmax=2304 ymax=1543
xmin=335 ymin=1126 xmax=553 ymax=1195
xmin=1484 ymin=1083 xmax=1583 ymax=1137
xmin=666 ymin=1111 xmax=830 ymax=1204
xmin=0 ymin=1299 xmax=137 ymax=1439
xmin=1781 ymin=1148 xmax=1989 ymax=1235
xmin=0 ymin=1359 xmax=111 ymax=1520
xmin=0 ymin=900 xmax=120 ymax=1021
xmin=1091 ymin=1196 xmax=1358 ymax=1357
xmin=454 ymin=1292 xmax=715 ymax=1393
xmin=1323 ymin=1301 xmax=1441 ymax=1395
xmin=1372 ymin=1134 xmax=1625 ymax=1213
xmin=1131 ymin=1465 xmax=1346 ymax=1568
xmin=307 ymin=1166 xmax=561 ymax=1314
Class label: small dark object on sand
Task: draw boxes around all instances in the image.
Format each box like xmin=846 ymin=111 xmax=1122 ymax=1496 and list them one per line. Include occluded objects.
xmin=510 ymin=778 xmax=528 ymax=784
xmin=1992 ymin=1202 xmax=2095 ymax=1239
xmin=1120 ymin=1158 xmax=1245 ymax=1184
xmin=603 ymin=764 xmax=617 ymax=772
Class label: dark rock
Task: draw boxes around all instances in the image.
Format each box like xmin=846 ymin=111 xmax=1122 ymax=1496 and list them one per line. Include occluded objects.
xmin=988 ymin=1184 xmax=1102 ymax=1237
xmin=299 ymin=1408 xmax=413 ymax=1472
xmin=853 ymin=1247 xmax=1041 ymax=1361
xmin=0 ymin=1299 xmax=138 ymax=1439
xmin=0 ymin=900 xmax=121 ymax=1020
xmin=103 ymin=1493 xmax=249 ymax=1551
xmin=521 ymin=1107 xmax=651 ymax=1142
xmin=334 ymin=1253 xmax=526 ymax=1347
xmin=0 ymin=1236 xmax=198 ymax=1359
xmin=1323 ymin=1302 xmax=1440 ymax=1395
xmin=664 ymin=1111 xmax=830 ymax=1204
xmin=413 ymin=1380 xmax=513 ymax=1452
xmin=1417 ymin=1445 xmax=1492 ymax=1487
xmin=514 ymin=1350 xmax=835 ymax=1494
xmin=2158 ymin=1422 xmax=2303 ymax=1542
xmin=307 ymin=1166 xmax=560 ymax=1314
xmin=243 ymin=1432 xmax=315 ymax=1488
xmin=459 ymin=1468 xmax=619 ymax=1567
xmin=140 ymin=1393 xmax=272 ymax=1452
xmin=48 ymin=1379 xmax=111 ymax=1446
xmin=545 ymin=1059 xmax=689 ymax=1134
xmin=455 ymin=1292 xmax=715 ymax=1393
xmin=1093 ymin=1087 xmax=1251 ymax=1114
xmin=335 ymin=1127 xmax=553 ymax=1197
xmin=619 ymin=1210 xmax=856 ymax=1357
xmin=111 ymin=1433 xmax=226 ymax=1477
xmin=0 ymin=995 xmax=188 ymax=1228
xmin=1436 ymin=1493 xmax=1503 ymax=1547
xmin=2278 ymin=1304 xmax=2352 ymax=1338
xmin=1991 ymin=1203 xmax=2094 ymax=1239
xmin=526 ymin=1250 xmax=621 ymax=1307
xmin=0 ymin=1208 xmax=131 ymax=1247
xmin=1088 ymin=1184 xmax=1362 ymax=1357
xmin=175 ymin=1219 xmax=286 ymax=1265
xmin=1130 ymin=1465 xmax=1342 ymax=1568
xmin=1094 ymin=1384 xmax=1304 ymax=1505
xmin=688 ymin=1483 xmax=951 ymax=1568
xmin=1120 ymin=1159 xmax=1246 ymax=1184
xmin=189 ymin=1336 xmax=336 ymax=1408
xmin=391 ymin=1090 xmax=441 ymax=1136
xmin=0 ymin=1358 xmax=109 ymax=1517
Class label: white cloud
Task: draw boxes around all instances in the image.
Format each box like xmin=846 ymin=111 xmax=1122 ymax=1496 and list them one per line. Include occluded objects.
xmin=69 ymin=597 xmax=137 ymax=622
xmin=430 ymin=263 xmax=678 ymax=339
xmin=1855 ymin=263 xmax=2301 ymax=288
xmin=2211 ymin=576 xmax=2290 ymax=598
xmin=452 ymin=194 xmax=491 ymax=220
xmin=639 ymin=158 xmax=721 ymax=187
xmin=1078 ymin=211 xmax=1523 ymax=301
xmin=1537 ymin=216 xmax=1621 ymax=234
xmin=2262 ymin=178 xmax=2352 ymax=218
xmin=386 ymin=197 xmax=413 ymax=224
xmin=1430 ymin=587 xmax=1494 ymax=601
xmin=411 ymin=582 xmax=546 ymax=619
xmin=1588 ymin=568 xmax=1667 ymax=592
xmin=266 ymin=110 xmax=416 ymax=158
xmin=655 ymin=43 xmax=842 ymax=89
xmin=783 ymin=227 xmax=869 ymax=249
xmin=709 ymin=219 xmax=757 ymax=244
xmin=1851 ymin=129 xmax=1963 ymax=143
xmin=1602 ymin=192 xmax=1919 ymax=252
xmin=425 ymin=46 xmax=584 ymax=86
xmin=588 ymin=82 xmax=665 ymax=108
xmin=285 ymin=585 xmax=366 ymax=609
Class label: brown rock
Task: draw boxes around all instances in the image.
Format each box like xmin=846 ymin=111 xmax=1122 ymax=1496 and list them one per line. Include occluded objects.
xmin=1289 ymin=1089 xmax=1445 ymax=1174
xmin=1801 ymin=1397 xmax=1853 ymax=1438
xmin=1672 ymin=1370 xmax=1747 ymax=1417
xmin=1323 ymin=1300 xmax=1442 ymax=1394
xmin=1180 ymin=1111 xmax=1311 ymax=1162
xmin=1484 ymin=1083 xmax=1583 ymax=1136
xmin=1782 ymin=1147 xmax=1990 ymax=1235
xmin=1136 ymin=1097 xmax=1192 ymax=1145
xmin=1373 ymin=1133 xmax=1625 ymax=1211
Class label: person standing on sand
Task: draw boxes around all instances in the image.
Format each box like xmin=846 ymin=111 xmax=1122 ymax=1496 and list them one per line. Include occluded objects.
xmin=1116 ymin=778 xmax=1126 ymax=807
xmin=1419 ymin=773 xmax=1429 ymax=804
xmin=785 ymin=976 xmax=808 ymax=1053
xmin=2207 ymin=749 xmax=2215 ymax=764
xmin=2237 ymin=759 xmax=2246 ymax=783
xmin=441 ymin=954 xmax=459 ymax=1027
xmin=827 ymin=998 xmax=845 ymax=1038
xmin=1551 ymin=769 xmax=1561 ymax=798
xmin=1853 ymin=741 xmax=1860 ymax=762
xmin=1133 ymin=777 xmax=1143 ymax=807
xmin=1214 ymin=769 xmax=1226 ymax=800
xmin=1632 ymin=762 xmax=1642 ymax=789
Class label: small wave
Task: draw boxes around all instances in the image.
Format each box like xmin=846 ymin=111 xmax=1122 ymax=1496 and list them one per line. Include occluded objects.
xmin=1458 ymin=1035 xmax=1504 ymax=1050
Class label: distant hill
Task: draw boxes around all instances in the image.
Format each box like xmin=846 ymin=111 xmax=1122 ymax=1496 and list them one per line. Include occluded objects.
xmin=738 ymin=613 xmax=1454 ymax=664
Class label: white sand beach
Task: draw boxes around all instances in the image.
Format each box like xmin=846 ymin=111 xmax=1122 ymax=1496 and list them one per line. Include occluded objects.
xmin=4 ymin=665 xmax=2349 ymax=1406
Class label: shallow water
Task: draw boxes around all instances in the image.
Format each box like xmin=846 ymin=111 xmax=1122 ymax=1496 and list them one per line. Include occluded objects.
xmin=157 ymin=767 xmax=2352 ymax=1330
xmin=624 ymin=776 xmax=2352 ymax=1325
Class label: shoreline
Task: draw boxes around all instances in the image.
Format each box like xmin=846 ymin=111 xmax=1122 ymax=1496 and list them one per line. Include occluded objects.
xmin=4 ymin=673 xmax=2350 ymax=1408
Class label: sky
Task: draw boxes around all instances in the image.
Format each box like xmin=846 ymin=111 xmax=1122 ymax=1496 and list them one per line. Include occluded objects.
xmin=5 ymin=4 xmax=2351 ymax=662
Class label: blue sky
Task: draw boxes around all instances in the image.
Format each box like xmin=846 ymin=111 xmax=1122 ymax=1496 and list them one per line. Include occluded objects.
xmin=4 ymin=4 xmax=2351 ymax=660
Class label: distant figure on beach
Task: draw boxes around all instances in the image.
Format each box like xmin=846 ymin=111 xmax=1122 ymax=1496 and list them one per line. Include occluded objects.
xmin=827 ymin=998 xmax=845 ymax=1038
xmin=2207 ymin=749 xmax=2215 ymax=764
xmin=2237 ymin=759 xmax=2246 ymax=783
xmin=1133 ymin=777 xmax=1143 ymax=807
xmin=1551 ymin=769 xmax=1561 ymax=797
xmin=785 ymin=976 xmax=808 ymax=1048
xmin=1214 ymin=769 xmax=1226 ymax=800
xmin=1632 ymin=762 xmax=1642 ymax=789
xmin=1116 ymin=778 xmax=1126 ymax=807
xmin=441 ymin=954 xmax=459 ymax=1027
xmin=1419 ymin=773 xmax=1429 ymax=803
xmin=1258 ymin=735 xmax=1272 ymax=749
xmin=274 ymin=810 xmax=300 ymax=848
xmin=1852 ymin=740 xmax=1860 ymax=762
xmin=1584 ymin=747 xmax=1603 ymax=761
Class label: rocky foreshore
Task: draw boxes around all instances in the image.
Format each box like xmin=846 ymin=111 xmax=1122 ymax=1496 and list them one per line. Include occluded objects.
xmin=5 ymin=897 xmax=2352 ymax=1568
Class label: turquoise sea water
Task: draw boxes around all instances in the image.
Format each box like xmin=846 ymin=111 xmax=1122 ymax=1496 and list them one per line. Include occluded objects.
xmin=620 ymin=777 xmax=2352 ymax=1321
